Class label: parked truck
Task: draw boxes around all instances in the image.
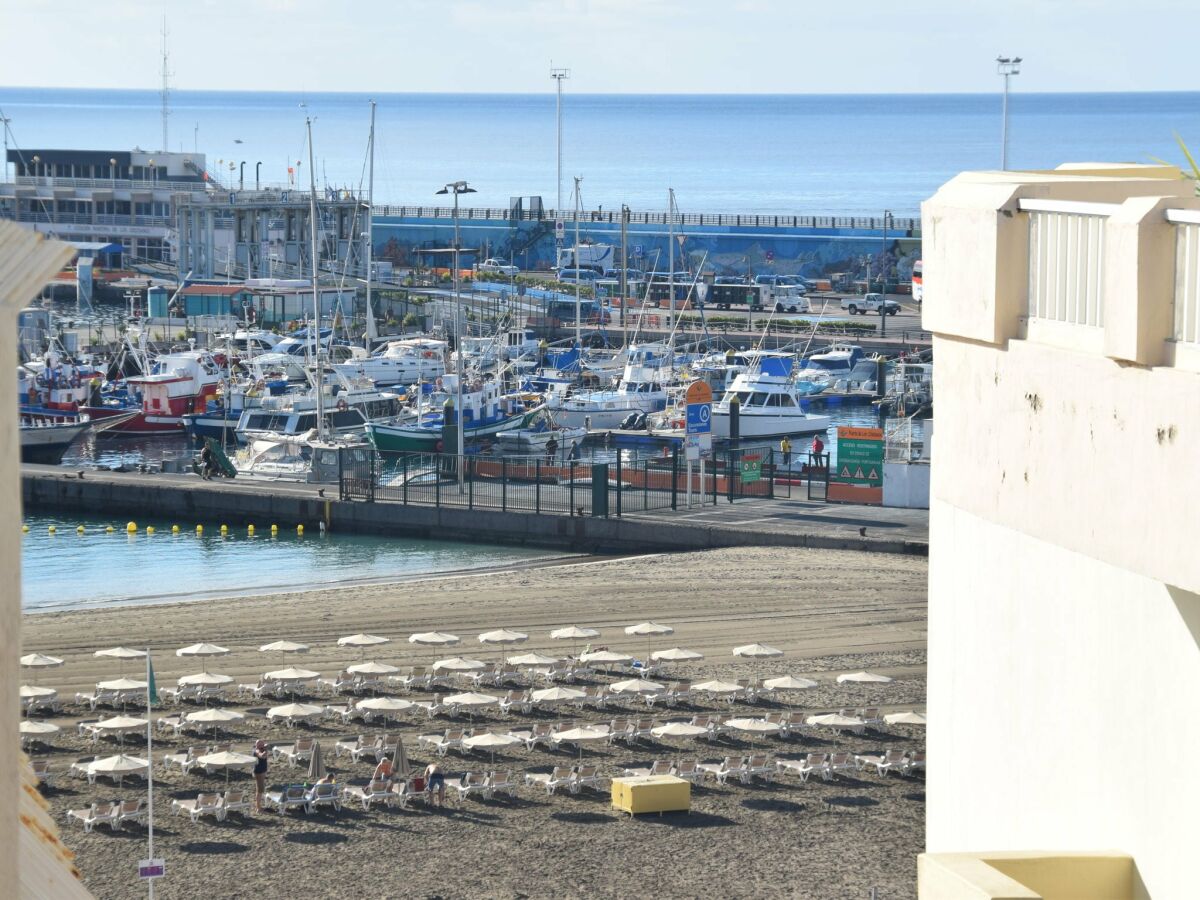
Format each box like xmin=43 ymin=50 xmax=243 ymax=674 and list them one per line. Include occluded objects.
xmin=841 ymin=292 xmax=900 ymax=316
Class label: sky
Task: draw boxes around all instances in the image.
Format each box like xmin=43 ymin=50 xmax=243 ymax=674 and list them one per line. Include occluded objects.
xmin=1 ymin=0 xmax=1197 ymax=94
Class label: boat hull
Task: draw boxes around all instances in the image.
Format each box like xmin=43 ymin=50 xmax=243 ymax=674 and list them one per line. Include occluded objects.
xmin=21 ymin=421 xmax=90 ymax=464
xmin=367 ymin=408 xmax=541 ymax=453
xmin=710 ymin=409 xmax=831 ymax=439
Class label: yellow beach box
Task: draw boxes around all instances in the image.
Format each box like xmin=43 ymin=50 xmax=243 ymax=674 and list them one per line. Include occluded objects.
xmin=611 ymin=775 xmax=690 ymax=816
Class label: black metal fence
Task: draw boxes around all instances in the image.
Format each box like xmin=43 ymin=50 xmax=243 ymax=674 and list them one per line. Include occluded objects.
xmin=338 ymin=447 xmax=802 ymax=517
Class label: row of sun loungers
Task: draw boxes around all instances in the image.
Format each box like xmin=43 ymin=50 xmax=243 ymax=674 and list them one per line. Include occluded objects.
xmin=171 ymin=790 xmax=252 ymax=822
xmin=72 ymin=689 xmax=141 ymax=711
xmin=524 ymin=765 xmax=607 ymax=795
xmin=66 ymin=799 xmax=147 ymax=833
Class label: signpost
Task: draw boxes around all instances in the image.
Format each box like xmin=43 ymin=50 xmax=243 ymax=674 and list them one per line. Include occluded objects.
xmin=684 ymin=381 xmax=712 ymax=507
xmin=139 ymin=858 xmax=165 ymax=880
xmin=828 ymin=426 xmax=884 ymax=504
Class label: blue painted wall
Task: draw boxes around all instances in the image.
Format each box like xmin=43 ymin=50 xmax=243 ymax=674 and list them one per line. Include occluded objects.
xmin=372 ymin=214 xmax=922 ymax=280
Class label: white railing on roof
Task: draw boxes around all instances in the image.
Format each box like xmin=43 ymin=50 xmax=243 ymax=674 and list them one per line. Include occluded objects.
xmin=1167 ymin=208 xmax=1200 ymax=345
xmin=1020 ymin=199 xmax=1113 ymax=328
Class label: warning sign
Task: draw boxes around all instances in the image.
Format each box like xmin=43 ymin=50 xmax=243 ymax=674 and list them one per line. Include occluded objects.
xmin=828 ymin=426 xmax=883 ymax=505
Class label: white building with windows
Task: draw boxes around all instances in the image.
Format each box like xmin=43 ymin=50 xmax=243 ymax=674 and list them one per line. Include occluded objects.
xmin=919 ymin=164 xmax=1199 ymax=898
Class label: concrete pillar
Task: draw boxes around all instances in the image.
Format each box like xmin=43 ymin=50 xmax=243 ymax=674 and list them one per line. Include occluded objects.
xmin=1103 ymin=195 xmax=1194 ymax=367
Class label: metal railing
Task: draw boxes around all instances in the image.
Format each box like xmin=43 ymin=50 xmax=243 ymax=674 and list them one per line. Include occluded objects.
xmin=372 ymin=204 xmax=920 ymax=232
xmin=11 ymin=211 xmax=173 ymax=228
xmin=338 ymin=447 xmax=788 ymax=515
xmin=1021 ymin=199 xmax=1112 ymax=328
xmin=1168 ymin=209 xmax=1200 ymax=345
xmin=14 ymin=174 xmax=214 ymax=194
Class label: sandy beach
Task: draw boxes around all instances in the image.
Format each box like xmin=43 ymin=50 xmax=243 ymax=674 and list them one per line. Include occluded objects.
xmin=22 ymin=546 xmax=928 ymax=900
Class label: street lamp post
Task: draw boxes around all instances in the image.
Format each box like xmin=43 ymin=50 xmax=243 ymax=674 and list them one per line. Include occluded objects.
xmin=880 ymin=210 xmax=892 ymax=338
xmin=550 ymin=67 xmax=570 ymax=213
xmin=436 ymin=180 xmax=477 ymax=488
xmin=996 ymin=56 xmax=1022 ymax=170
xmin=255 ymin=161 xmax=262 ymax=191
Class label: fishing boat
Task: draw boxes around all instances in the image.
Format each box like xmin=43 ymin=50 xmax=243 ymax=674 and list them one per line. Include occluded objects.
xmin=236 ymin=380 xmax=406 ymax=443
xmin=710 ymin=355 xmax=832 ymax=439
xmin=495 ymin=410 xmax=587 ymax=454
xmin=82 ymin=350 xmax=224 ymax=434
xmin=20 ymin=412 xmax=92 ymax=464
xmin=365 ymin=374 xmax=541 ymax=453
xmin=546 ymin=342 xmax=674 ymax=430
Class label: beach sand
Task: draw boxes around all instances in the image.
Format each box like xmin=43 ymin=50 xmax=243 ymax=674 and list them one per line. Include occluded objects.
xmin=22 ymin=546 xmax=928 ymax=899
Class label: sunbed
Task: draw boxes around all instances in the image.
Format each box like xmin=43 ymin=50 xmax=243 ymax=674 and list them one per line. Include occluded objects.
xmin=304 ymin=782 xmax=342 ymax=814
xmin=116 ymin=798 xmax=147 ymax=829
xmin=345 ymin=779 xmax=396 ymax=811
xmin=172 ymin=792 xmax=223 ymax=823
xmin=855 ymin=748 xmax=907 ymax=777
xmin=264 ymin=785 xmax=309 ymax=814
xmin=524 ymin=766 xmax=575 ymax=795
xmin=272 ymin=738 xmax=315 ymax=767
xmin=221 ymin=789 xmax=252 ymax=819
xmin=67 ymin=801 xmax=120 ymax=833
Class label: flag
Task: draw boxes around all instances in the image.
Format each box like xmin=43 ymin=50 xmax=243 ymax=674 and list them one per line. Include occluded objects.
xmin=146 ymin=653 xmax=159 ymax=708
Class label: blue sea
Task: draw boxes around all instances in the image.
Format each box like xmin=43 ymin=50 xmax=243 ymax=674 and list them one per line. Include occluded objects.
xmin=2 ymin=88 xmax=1198 ymax=214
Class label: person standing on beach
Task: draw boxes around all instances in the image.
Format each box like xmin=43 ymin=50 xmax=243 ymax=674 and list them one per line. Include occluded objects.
xmin=424 ymin=762 xmax=446 ymax=807
xmin=253 ymin=740 xmax=270 ymax=812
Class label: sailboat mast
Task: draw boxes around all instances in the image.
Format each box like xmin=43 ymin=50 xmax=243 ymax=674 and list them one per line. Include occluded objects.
xmin=306 ymin=116 xmax=327 ymax=441
xmin=364 ymin=99 xmax=378 ymax=343
xmin=667 ymin=188 xmax=675 ymax=334
xmin=573 ymin=176 xmax=582 ymax=349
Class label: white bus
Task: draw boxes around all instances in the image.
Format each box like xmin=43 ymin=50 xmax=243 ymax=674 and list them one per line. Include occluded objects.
xmin=912 ymin=260 xmax=923 ymax=305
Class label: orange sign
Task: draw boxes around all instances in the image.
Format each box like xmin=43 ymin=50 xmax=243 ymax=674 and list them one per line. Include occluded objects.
xmin=685 ymin=381 xmax=713 ymax=405
xmin=836 ymin=426 xmax=883 ymax=441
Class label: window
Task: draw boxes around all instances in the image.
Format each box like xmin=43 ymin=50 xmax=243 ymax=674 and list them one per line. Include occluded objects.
xmin=750 ymin=392 xmax=770 ymax=406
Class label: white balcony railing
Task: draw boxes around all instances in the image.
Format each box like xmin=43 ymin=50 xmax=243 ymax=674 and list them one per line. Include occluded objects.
xmin=1167 ymin=209 xmax=1200 ymax=345
xmin=1021 ymin=199 xmax=1116 ymax=328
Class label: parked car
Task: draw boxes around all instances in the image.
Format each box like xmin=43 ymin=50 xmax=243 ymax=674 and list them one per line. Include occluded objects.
xmin=476 ymin=258 xmax=519 ymax=276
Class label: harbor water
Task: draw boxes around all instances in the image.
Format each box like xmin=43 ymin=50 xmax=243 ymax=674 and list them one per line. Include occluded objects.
xmin=20 ymin=513 xmax=564 ymax=612
xmin=4 ymin=88 xmax=1198 ymax=214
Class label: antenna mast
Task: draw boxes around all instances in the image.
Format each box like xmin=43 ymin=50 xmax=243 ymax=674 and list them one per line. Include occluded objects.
xmin=160 ymin=19 xmax=171 ymax=151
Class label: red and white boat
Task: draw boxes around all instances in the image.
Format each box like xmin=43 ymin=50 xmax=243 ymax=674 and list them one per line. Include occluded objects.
xmin=84 ymin=351 xmax=223 ymax=434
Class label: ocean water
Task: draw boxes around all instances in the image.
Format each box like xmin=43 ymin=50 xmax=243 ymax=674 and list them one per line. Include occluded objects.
xmin=3 ymin=88 xmax=1198 ymax=214
xmin=20 ymin=512 xmax=562 ymax=611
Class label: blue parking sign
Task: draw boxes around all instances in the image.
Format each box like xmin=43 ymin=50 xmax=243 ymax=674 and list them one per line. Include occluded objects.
xmin=686 ymin=402 xmax=711 ymax=434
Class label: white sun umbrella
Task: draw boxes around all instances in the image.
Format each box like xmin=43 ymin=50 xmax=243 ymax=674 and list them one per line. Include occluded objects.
xmin=19 ymin=685 xmax=57 ymax=699
xmin=178 ymin=672 xmax=234 ymax=686
xmin=186 ymin=708 xmax=244 ymax=725
xmin=806 ymin=713 xmax=867 ymax=732
xmin=176 ymin=642 xmax=230 ymax=672
xmin=836 ymin=671 xmax=894 ymax=684
xmin=884 ymin=711 xmax=928 ymax=726
xmin=259 ymin=640 xmax=310 ymax=663
xmin=356 ymin=696 xmax=414 ymax=724
xmin=463 ymin=731 xmax=521 ymax=765
xmin=195 ymin=750 xmax=256 ymax=785
xmin=609 ymin=678 xmax=666 ymax=695
xmin=94 ymin=646 xmax=146 ymax=675
xmin=443 ymin=691 xmax=500 ymax=708
xmin=96 ymin=677 xmax=148 ymax=692
xmin=264 ymin=666 xmax=321 ymax=682
xmin=691 ymin=679 xmax=743 ymax=695
xmin=19 ymin=720 xmax=60 ymax=736
xmin=733 ymin=642 xmax=784 ymax=680
xmin=549 ymin=625 xmax=600 ymax=657
xmin=507 ymin=652 xmax=561 ymax=667
xmin=762 ymin=675 xmax=819 ymax=692
xmin=409 ymin=632 xmax=460 ymax=646
xmin=94 ymin=715 xmax=149 ymax=750
xmin=432 ymin=657 xmax=487 ymax=672
xmin=266 ymin=702 xmax=324 ymax=724
xmin=624 ymin=621 xmax=674 ymax=661
xmin=650 ymin=647 xmax=703 ymax=663
xmin=530 ymin=686 xmax=586 ymax=705
xmin=725 ymin=716 xmax=782 ymax=750
xmin=20 ymin=653 xmax=63 ymax=687
xmin=338 ymin=633 xmax=391 ymax=659
xmin=579 ymin=650 xmax=632 ymax=673
xmin=88 ymin=753 xmax=148 ymax=785
xmin=478 ymin=629 xmax=528 ymax=645
xmin=553 ymin=725 xmax=611 ymax=758
xmin=346 ymin=661 xmax=401 ymax=675
xmin=650 ymin=721 xmax=708 ymax=740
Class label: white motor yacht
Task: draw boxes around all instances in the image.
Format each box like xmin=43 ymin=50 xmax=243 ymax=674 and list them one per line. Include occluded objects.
xmin=547 ymin=343 xmax=674 ymax=430
xmin=333 ymin=338 xmax=447 ymax=386
xmin=711 ymin=354 xmax=831 ymax=439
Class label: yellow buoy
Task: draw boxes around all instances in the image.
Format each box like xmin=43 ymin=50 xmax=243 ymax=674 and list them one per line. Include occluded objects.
xmin=172 ymin=525 xmax=180 ymax=534
xmin=270 ymin=524 xmax=279 ymax=534
xmin=196 ymin=524 xmax=203 ymax=534
xmin=296 ymin=524 xmax=304 ymax=535
xmin=48 ymin=525 xmax=56 ymax=534
xmin=247 ymin=524 xmax=255 ymax=536
xmin=21 ymin=525 xmax=29 ymax=533
xmin=126 ymin=521 xmax=137 ymax=534
xmin=220 ymin=524 xmax=228 ymax=535
xmin=105 ymin=525 xmax=115 ymax=534
xmin=146 ymin=526 xmax=155 ymax=535
xmin=76 ymin=525 xmax=85 ymax=535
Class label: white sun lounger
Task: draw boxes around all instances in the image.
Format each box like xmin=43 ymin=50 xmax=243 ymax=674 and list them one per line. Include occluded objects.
xmin=509 ymin=724 xmax=554 ymax=751
xmin=351 ymin=736 xmax=389 ymax=764
xmin=304 ymin=783 xmax=342 ymax=814
xmin=30 ymin=759 xmax=53 ymax=787
xmin=671 ymin=760 xmax=705 ymax=784
xmin=623 ymin=760 xmax=672 ymax=778
xmin=827 ymin=751 xmax=858 ymax=779
xmin=389 ymin=779 xmax=427 ymax=810
xmin=265 ymin=785 xmax=309 ymax=814
xmin=221 ymin=789 xmax=252 ymax=819
xmin=498 ymin=690 xmax=532 ymax=716
xmin=855 ymin=748 xmax=907 ymax=777
xmin=697 ymin=756 xmax=747 ymax=785
xmin=67 ymin=801 xmax=120 ymax=833
xmin=345 ymin=779 xmax=396 ymax=811
xmin=487 ymin=770 xmax=516 ymax=799
xmin=172 ymin=793 xmax=223 ymax=823
xmin=573 ymin=765 xmax=606 ymax=793
xmin=745 ymin=753 xmax=775 ymax=783
xmin=115 ymin=798 xmax=147 ymax=829
xmin=162 ymin=747 xmax=201 ymax=774
xmin=902 ymin=750 xmax=926 ymax=776
xmin=524 ymin=766 xmax=575 ymax=795
xmin=417 ymin=729 xmax=469 ymax=757
xmin=450 ymin=772 xmax=490 ymax=801
xmin=273 ymin=738 xmax=315 ymax=767
xmin=334 ymin=735 xmax=365 ymax=758
xmin=68 ymin=756 xmax=96 ymax=780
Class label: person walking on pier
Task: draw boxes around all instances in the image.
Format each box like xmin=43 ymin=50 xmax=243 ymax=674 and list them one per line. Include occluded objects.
xmin=780 ymin=436 xmax=792 ymax=467
xmin=810 ymin=434 xmax=825 ymax=469
xmin=545 ymin=435 xmax=558 ymax=464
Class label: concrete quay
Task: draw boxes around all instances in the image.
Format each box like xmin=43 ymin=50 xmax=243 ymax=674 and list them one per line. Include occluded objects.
xmin=21 ymin=465 xmax=928 ymax=557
